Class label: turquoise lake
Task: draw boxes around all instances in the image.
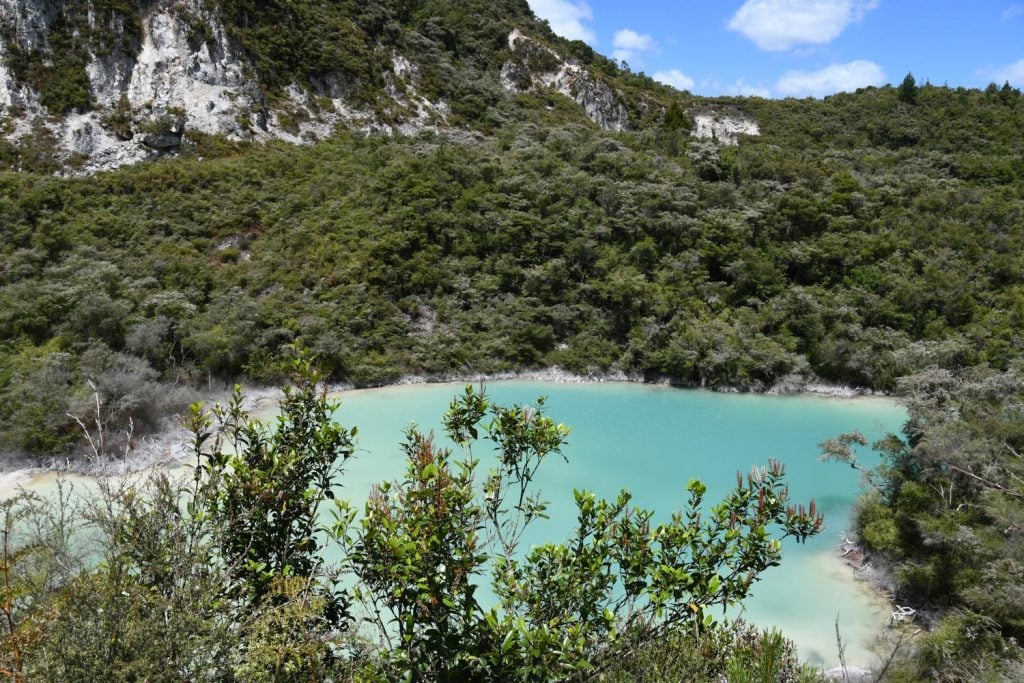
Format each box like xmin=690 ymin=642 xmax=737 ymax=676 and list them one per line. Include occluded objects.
xmin=327 ymin=380 xmax=907 ymax=667
xmin=3 ymin=380 xmax=905 ymax=667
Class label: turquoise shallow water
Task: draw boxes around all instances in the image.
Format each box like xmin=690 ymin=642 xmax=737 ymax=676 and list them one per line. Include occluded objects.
xmin=2 ymin=380 xmax=905 ymax=667
xmin=329 ymin=380 xmax=907 ymax=667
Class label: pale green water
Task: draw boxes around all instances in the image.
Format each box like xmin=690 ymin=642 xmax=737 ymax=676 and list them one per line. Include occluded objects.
xmin=3 ymin=380 xmax=905 ymax=668
xmin=329 ymin=381 xmax=907 ymax=667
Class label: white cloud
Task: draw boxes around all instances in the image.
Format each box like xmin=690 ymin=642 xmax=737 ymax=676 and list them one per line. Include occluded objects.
xmin=1003 ymin=4 xmax=1024 ymax=20
xmin=775 ymin=60 xmax=886 ymax=97
xmin=728 ymin=0 xmax=879 ymax=51
xmin=613 ymin=29 xmax=656 ymax=51
xmin=612 ymin=28 xmax=657 ymax=65
xmin=728 ymin=79 xmax=773 ymax=98
xmin=653 ymin=69 xmax=696 ymax=91
xmin=978 ymin=58 xmax=1024 ymax=85
xmin=695 ymin=76 xmax=771 ymax=97
xmin=528 ymin=0 xmax=597 ymax=44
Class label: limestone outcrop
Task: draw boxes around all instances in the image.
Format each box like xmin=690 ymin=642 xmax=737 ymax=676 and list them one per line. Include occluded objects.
xmin=0 ymin=3 xmax=754 ymax=173
xmin=500 ymin=29 xmax=630 ymax=132
xmin=0 ymin=0 xmax=448 ymax=172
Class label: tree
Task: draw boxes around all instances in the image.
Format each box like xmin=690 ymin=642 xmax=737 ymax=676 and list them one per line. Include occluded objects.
xmin=186 ymin=353 xmax=357 ymax=627
xmin=898 ymin=72 xmax=919 ymax=104
xmin=26 ymin=475 xmax=238 ymax=681
xmin=10 ymin=357 xmax=361 ymax=680
xmin=663 ymin=101 xmax=692 ymax=131
xmin=341 ymin=385 xmax=824 ymax=681
xmin=6 ymin=365 xmax=830 ymax=679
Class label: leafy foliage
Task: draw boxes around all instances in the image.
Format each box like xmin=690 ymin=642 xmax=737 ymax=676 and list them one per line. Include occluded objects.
xmin=1 ymin=1 xmax=1023 ymax=677
xmin=0 ymin=369 xmax=828 ymax=680
xmin=823 ymin=365 xmax=1024 ymax=675
xmin=1 ymin=361 xmax=360 ymax=679
xmin=187 ymin=352 xmax=355 ymax=623
xmin=342 ymin=385 xmax=823 ymax=681
xmin=2 ymin=79 xmax=1023 ymax=460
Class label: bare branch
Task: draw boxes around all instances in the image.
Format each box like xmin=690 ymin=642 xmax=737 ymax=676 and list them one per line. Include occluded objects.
xmin=946 ymin=464 xmax=1024 ymax=500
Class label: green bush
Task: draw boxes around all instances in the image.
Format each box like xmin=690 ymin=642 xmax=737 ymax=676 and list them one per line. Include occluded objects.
xmin=603 ymin=622 xmax=825 ymax=683
xmin=902 ymin=611 xmax=1014 ymax=682
xmin=856 ymin=498 xmax=901 ymax=552
xmin=2 ymin=362 xmax=829 ymax=680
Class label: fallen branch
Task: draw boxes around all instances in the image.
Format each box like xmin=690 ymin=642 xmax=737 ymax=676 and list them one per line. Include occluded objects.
xmin=946 ymin=464 xmax=1024 ymax=500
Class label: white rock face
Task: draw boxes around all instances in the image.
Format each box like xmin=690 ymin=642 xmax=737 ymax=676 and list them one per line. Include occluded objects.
xmin=0 ymin=49 xmax=46 ymax=140
xmin=506 ymin=28 xmax=527 ymax=51
xmin=0 ymin=0 xmax=452 ymax=173
xmin=1 ymin=0 xmax=53 ymax=50
xmin=384 ymin=52 xmax=450 ymax=136
xmin=501 ymin=29 xmax=629 ymax=132
xmin=265 ymin=51 xmax=449 ymax=146
xmin=87 ymin=52 xmax=136 ymax=107
xmin=0 ymin=52 xmax=13 ymax=112
xmin=3 ymin=10 xmax=641 ymax=172
xmin=1 ymin=1 xmax=53 ymax=118
xmin=60 ymin=112 xmax=148 ymax=173
xmin=692 ymin=113 xmax=760 ymax=145
xmin=127 ymin=4 xmax=252 ymax=138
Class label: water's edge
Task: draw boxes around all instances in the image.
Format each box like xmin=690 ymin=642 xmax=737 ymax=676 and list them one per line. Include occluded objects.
xmin=0 ymin=374 xmax=903 ymax=674
xmin=2 ymin=367 xmax=892 ymax=483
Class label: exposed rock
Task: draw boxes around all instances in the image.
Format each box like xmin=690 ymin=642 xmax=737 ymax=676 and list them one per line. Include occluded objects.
xmin=825 ymin=665 xmax=874 ymax=682
xmin=0 ymin=49 xmax=13 ymax=112
xmin=501 ymin=29 xmax=629 ymax=131
xmin=59 ymin=112 xmax=150 ymax=173
xmin=1 ymin=5 xmax=647 ymax=173
xmin=1 ymin=0 xmax=55 ymax=50
xmin=692 ymin=111 xmax=760 ymax=145
xmin=408 ymin=302 xmax=437 ymax=337
xmin=0 ymin=34 xmax=42 ymax=119
xmin=383 ymin=52 xmax=450 ymax=136
xmin=125 ymin=3 xmax=252 ymax=139
xmin=136 ymin=109 xmax=184 ymax=152
xmin=141 ymin=130 xmax=181 ymax=150
xmin=86 ymin=52 xmax=137 ymax=108
xmin=0 ymin=0 xmax=452 ymax=172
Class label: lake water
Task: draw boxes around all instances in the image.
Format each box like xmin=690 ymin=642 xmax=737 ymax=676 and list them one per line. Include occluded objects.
xmin=328 ymin=380 xmax=907 ymax=667
xmin=3 ymin=380 xmax=905 ymax=668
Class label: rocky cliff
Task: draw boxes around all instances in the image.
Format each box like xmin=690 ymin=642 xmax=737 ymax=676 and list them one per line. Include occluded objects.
xmin=0 ymin=0 xmax=754 ymax=172
xmin=0 ymin=0 xmax=442 ymax=171
xmin=499 ymin=28 xmax=630 ymax=132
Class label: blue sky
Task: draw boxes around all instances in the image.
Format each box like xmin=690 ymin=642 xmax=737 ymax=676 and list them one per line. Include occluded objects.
xmin=527 ymin=1 xmax=1024 ymax=97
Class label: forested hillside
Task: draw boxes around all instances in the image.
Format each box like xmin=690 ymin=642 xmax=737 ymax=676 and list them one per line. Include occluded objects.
xmin=0 ymin=0 xmax=660 ymax=169
xmin=1 ymin=82 xmax=1021 ymax=456
xmin=1 ymin=0 xmax=1024 ymax=679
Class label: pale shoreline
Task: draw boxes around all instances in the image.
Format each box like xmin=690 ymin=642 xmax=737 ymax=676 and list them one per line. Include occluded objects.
xmin=1 ymin=367 xmax=896 ymax=491
xmin=0 ymin=369 xmax=903 ymax=673
xmin=330 ymin=367 xmax=888 ymax=399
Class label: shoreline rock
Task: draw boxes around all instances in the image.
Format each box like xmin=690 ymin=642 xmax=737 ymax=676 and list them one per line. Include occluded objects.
xmin=0 ymin=367 xmax=893 ymax=484
xmin=324 ymin=367 xmax=887 ymax=399
xmin=825 ymin=664 xmax=873 ymax=681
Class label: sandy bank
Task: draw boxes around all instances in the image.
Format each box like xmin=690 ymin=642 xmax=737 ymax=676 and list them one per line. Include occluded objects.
xmin=1 ymin=367 xmax=894 ymax=496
